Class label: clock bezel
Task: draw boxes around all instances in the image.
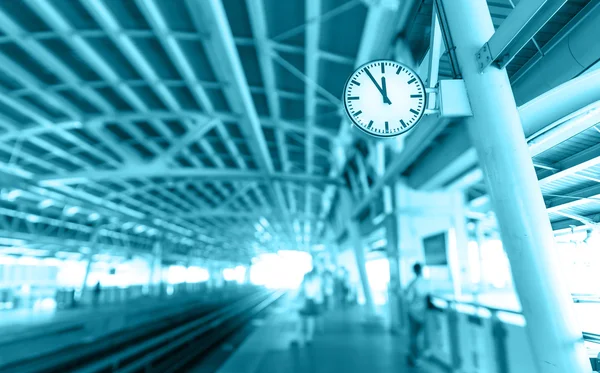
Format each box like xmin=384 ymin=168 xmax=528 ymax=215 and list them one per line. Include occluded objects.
xmin=342 ymin=59 xmax=427 ymax=138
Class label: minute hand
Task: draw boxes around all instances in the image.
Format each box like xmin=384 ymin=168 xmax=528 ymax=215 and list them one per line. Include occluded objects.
xmin=364 ymin=68 xmax=392 ymax=104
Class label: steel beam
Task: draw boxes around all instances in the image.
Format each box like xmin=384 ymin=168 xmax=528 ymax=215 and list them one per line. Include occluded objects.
xmin=551 ymin=212 xmax=600 ymax=230
xmin=546 ymin=183 xmax=600 ymax=212
xmin=304 ymin=0 xmax=321 ymax=248
xmin=476 ymin=0 xmax=567 ymax=71
xmin=38 ymin=168 xmax=342 ymax=186
xmin=538 ymin=143 xmax=600 ymax=186
xmin=187 ymin=0 xmax=294 ymax=242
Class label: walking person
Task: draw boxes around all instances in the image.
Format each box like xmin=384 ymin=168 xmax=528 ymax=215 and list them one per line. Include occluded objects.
xmin=293 ymin=266 xmax=324 ymax=346
xmin=405 ymin=262 xmax=428 ymax=367
xmin=339 ymin=267 xmax=350 ymax=307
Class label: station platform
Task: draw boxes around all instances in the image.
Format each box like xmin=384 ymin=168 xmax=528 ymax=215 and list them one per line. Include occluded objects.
xmin=215 ymin=302 xmax=411 ymax=373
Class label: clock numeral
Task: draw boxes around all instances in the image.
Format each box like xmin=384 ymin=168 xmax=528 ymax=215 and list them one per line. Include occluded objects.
xmin=353 ymin=110 xmax=362 ymax=116
xmin=407 ymin=78 xmax=416 ymax=84
xmin=410 ymin=109 xmax=419 ymax=115
xmin=367 ymin=120 xmax=374 ymax=129
xmin=351 ymin=79 xmax=360 ymax=86
xmin=348 ymin=96 xmax=359 ymax=100
xmin=396 ymin=66 xmax=402 ymax=75
xmin=381 ymin=63 xmax=385 ymax=74
xmin=410 ymin=94 xmax=422 ymax=98
xmin=385 ymin=121 xmax=389 ymax=132
xmin=400 ymin=119 xmax=407 ymax=128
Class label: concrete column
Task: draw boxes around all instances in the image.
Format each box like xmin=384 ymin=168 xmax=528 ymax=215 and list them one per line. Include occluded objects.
xmin=349 ymin=219 xmax=376 ymax=315
xmin=77 ymin=227 xmax=101 ymax=303
xmin=449 ymin=191 xmax=470 ymax=298
xmin=148 ymin=241 xmax=162 ymax=296
xmin=474 ymin=221 xmax=486 ymax=297
xmin=244 ymin=262 xmax=252 ymax=285
xmin=385 ymin=212 xmax=402 ymax=332
xmin=440 ymin=0 xmax=591 ymax=371
xmin=341 ymin=187 xmax=376 ymax=315
xmin=376 ymin=141 xmax=402 ymax=330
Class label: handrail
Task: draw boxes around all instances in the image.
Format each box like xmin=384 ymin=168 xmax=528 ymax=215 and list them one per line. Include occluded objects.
xmin=429 ymin=294 xmax=522 ymax=316
xmin=583 ymin=332 xmax=600 ymax=345
xmin=430 ymin=294 xmax=600 ymax=345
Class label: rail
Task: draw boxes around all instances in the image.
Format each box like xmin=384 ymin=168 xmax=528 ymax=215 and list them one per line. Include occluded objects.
xmin=0 ymin=284 xmax=250 ymax=351
xmin=1 ymin=289 xmax=283 ymax=373
xmin=426 ymin=295 xmax=600 ymax=372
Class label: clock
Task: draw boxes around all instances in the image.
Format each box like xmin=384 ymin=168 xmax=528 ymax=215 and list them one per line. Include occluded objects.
xmin=343 ymin=59 xmax=427 ymax=138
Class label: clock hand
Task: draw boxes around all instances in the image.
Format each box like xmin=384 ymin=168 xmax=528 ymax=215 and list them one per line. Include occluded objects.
xmin=364 ymin=68 xmax=391 ymax=104
xmin=381 ymin=77 xmax=392 ymax=105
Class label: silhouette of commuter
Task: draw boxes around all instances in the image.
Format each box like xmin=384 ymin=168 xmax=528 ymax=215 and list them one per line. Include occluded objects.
xmin=293 ymin=266 xmax=324 ymax=346
xmin=339 ymin=267 xmax=350 ymax=307
xmin=322 ymin=268 xmax=335 ymax=311
xmin=93 ymin=281 xmax=101 ymax=308
xmin=405 ymin=262 xmax=427 ymax=367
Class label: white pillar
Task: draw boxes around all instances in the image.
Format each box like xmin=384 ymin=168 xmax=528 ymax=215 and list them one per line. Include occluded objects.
xmin=148 ymin=241 xmax=162 ymax=296
xmin=349 ymin=219 xmax=376 ymax=315
xmin=449 ymin=191 xmax=470 ymax=298
xmin=440 ymin=0 xmax=591 ymax=371
xmin=385 ymin=212 xmax=402 ymax=332
xmin=474 ymin=221 xmax=487 ymax=297
xmin=77 ymin=228 xmax=101 ymax=302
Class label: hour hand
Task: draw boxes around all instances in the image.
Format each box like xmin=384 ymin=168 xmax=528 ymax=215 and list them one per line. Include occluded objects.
xmin=381 ymin=77 xmax=391 ymax=105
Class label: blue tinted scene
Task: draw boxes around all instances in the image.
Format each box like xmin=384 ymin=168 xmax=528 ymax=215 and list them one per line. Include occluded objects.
xmin=0 ymin=0 xmax=599 ymax=372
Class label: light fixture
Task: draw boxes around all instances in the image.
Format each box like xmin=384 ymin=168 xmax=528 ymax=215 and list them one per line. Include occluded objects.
xmin=88 ymin=212 xmax=100 ymax=221
xmin=4 ymin=189 xmax=22 ymax=202
xmin=26 ymin=214 xmax=40 ymax=223
xmin=64 ymin=206 xmax=80 ymax=216
xmin=134 ymin=225 xmax=147 ymax=234
xmin=122 ymin=221 xmax=135 ymax=230
xmin=38 ymin=199 xmax=54 ymax=209
xmin=0 ymin=238 xmax=26 ymax=246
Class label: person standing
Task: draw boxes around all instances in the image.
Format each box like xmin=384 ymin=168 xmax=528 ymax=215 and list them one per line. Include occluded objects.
xmin=322 ymin=269 xmax=335 ymax=311
xmin=294 ymin=266 xmax=324 ymax=345
xmin=404 ymin=263 xmax=428 ymax=367
xmin=335 ymin=267 xmax=350 ymax=308
xmin=93 ymin=281 xmax=102 ymax=308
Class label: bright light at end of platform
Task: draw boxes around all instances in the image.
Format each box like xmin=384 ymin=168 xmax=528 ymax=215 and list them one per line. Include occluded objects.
xmin=223 ymin=266 xmax=246 ymax=284
xmin=249 ymin=250 xmax=312 ymax=289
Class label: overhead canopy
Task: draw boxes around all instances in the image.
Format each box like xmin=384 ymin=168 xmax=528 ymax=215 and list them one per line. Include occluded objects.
xmin=0 ymin=0 xmax=598 ymax=262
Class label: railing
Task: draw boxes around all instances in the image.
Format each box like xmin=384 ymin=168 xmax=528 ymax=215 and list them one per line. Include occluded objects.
xmin=423 ymin=295 xmax=599 ymax=373
xmin=0 ymin=281 xmax=218 ymax=310
xmin=0 ymin=288 xmax=283 ymax=373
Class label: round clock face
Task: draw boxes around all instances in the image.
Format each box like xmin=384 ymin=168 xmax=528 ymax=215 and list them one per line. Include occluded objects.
xmin=343 ymin=60 xmax=427 ymax=138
